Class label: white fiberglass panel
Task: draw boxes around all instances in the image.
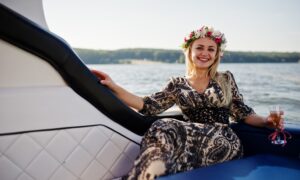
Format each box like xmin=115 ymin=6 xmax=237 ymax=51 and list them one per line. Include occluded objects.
xmin=0 ymin=39 xmax=66 ymax=88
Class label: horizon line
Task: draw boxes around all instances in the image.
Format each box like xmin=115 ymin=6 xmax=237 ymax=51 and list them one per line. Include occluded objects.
xmin=73 ymin=47 xmax=300 ymax=53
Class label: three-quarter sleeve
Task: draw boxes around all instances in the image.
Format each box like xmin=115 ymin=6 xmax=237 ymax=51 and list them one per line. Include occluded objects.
xmin=227 ymin=71 xmax=255 ymax=121
xmin=139 ymin=77 xmax=177 ymax=116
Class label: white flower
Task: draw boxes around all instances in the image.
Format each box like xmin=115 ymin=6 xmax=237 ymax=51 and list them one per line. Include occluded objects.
xmin=212 ymin=30 xmax=221 ymax=37
xmin=220 ymin=44 xmax=226 ymax=51
xmin=201 ymin=28 xmax=207 ymax=35
xmin=207 ymin=26 xmax=214 ymax=33
xmin=195 ymin=30 xmax=201 ymax=38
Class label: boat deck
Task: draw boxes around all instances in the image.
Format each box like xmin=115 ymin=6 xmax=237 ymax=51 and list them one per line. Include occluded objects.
xmin=158 ymin=154 xmax=300 ymax=180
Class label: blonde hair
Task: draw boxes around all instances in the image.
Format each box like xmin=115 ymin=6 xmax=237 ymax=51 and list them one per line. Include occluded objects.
xmin=184 ymin=42 xmax=232 ymax=107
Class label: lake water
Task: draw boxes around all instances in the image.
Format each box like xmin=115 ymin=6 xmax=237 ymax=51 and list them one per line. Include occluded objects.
xmin=89 ymin=63 xmax=300 ymax=124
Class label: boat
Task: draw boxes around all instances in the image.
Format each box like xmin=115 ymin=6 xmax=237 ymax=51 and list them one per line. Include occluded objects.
xmin=0 ymin=1 xmax=299 ymax=179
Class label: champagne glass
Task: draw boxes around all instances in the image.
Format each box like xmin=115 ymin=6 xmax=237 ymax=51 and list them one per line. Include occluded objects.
xmin=268 ymin=105 xmax=284 ymax=145
xmin=268 ymin=105 xmax=292 ymax=146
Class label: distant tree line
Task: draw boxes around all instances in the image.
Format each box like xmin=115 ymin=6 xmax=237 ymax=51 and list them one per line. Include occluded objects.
xmin=74 ymin=48 xmax=300 ymax=64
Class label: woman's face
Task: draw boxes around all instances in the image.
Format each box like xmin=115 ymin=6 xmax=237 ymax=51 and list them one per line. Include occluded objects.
xmin=190 ymin=37 xmax=218 ymax=70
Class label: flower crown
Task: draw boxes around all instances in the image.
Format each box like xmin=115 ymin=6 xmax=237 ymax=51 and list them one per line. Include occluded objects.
xmin=181 ymin=26 xmax=227 ymax=52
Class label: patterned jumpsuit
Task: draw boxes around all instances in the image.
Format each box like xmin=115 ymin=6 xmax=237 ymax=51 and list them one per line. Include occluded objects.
xmin=126 ymin=71 xmax=255 ymax=180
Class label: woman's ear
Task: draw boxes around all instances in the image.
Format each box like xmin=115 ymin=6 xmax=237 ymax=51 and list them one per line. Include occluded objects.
xmin=219 ymin=52 xmax=224 ymax=58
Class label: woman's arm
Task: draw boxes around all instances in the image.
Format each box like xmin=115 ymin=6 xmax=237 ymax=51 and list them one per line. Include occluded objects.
xmin=226 ymin=71 xmax=284 ymax=130
xmin=91 ymin=69 xmax=144 ymax=110
xmin=244 ymin=113 xmax=284 ymax=129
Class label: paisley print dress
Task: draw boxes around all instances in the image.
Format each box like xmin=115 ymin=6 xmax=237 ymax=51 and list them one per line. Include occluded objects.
xmin=126 ymin=71 xmax=255 ymax=180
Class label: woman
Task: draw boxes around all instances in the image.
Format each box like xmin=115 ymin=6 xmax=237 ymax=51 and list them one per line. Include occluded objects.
xmin=91 ymin=25 xmax=283 ymax=180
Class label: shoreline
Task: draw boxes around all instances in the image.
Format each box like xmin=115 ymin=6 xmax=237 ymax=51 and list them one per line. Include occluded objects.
xmin=127 ymin=59 xmax=168 ymax=65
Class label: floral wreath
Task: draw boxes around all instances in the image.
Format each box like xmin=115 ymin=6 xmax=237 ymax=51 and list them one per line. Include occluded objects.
xmin=181 ymin=25 xmax=227 ymax=52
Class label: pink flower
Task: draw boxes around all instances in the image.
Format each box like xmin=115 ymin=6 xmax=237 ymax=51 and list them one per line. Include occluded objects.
xmin=189 ymin=32 xmax=194 ymax=38
xmin=215 ymin=37 xmax=222 ymax=44
xmin=207 ymin=31 xmax=212 ymax=37
xmin=184 ymin=37 xmax=188 ymax=42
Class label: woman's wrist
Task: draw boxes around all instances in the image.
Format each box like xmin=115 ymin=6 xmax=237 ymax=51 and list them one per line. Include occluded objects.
xmin=263 ymin=116 xmax=269 ymax=128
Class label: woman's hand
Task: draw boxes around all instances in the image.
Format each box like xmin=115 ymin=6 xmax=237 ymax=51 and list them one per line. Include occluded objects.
xmin=90 ymin=69 xmax=144 ymax=110
xmin=90 ymin=69 xmax=117 ymax=90
xmin=265 ymin=111 xmax=284 ymax=130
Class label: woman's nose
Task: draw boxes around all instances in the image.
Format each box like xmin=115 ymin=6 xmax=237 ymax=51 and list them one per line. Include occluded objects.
xmin=200 ymin=50 xmax=209 ymax=56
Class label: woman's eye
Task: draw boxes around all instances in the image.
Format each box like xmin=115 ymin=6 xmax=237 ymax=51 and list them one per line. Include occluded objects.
xmin=208 ymin=49 xmax=215 ymax=52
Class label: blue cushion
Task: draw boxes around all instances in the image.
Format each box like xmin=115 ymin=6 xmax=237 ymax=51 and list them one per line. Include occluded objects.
xmin=158 ymin=154 xmax=300 ymax=180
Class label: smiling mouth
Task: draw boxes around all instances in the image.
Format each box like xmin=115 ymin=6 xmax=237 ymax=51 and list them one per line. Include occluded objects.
xmin=197 ymin=57 xmax=210 ymax=62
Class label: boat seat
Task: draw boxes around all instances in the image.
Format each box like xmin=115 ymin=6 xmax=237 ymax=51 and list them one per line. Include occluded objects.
xmin=157 ymin=154 xmax=300 ymax=180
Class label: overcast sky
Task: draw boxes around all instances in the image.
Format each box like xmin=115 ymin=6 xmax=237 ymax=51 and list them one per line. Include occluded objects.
xmin=44 ymin=0 xmax=300 ymax=52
